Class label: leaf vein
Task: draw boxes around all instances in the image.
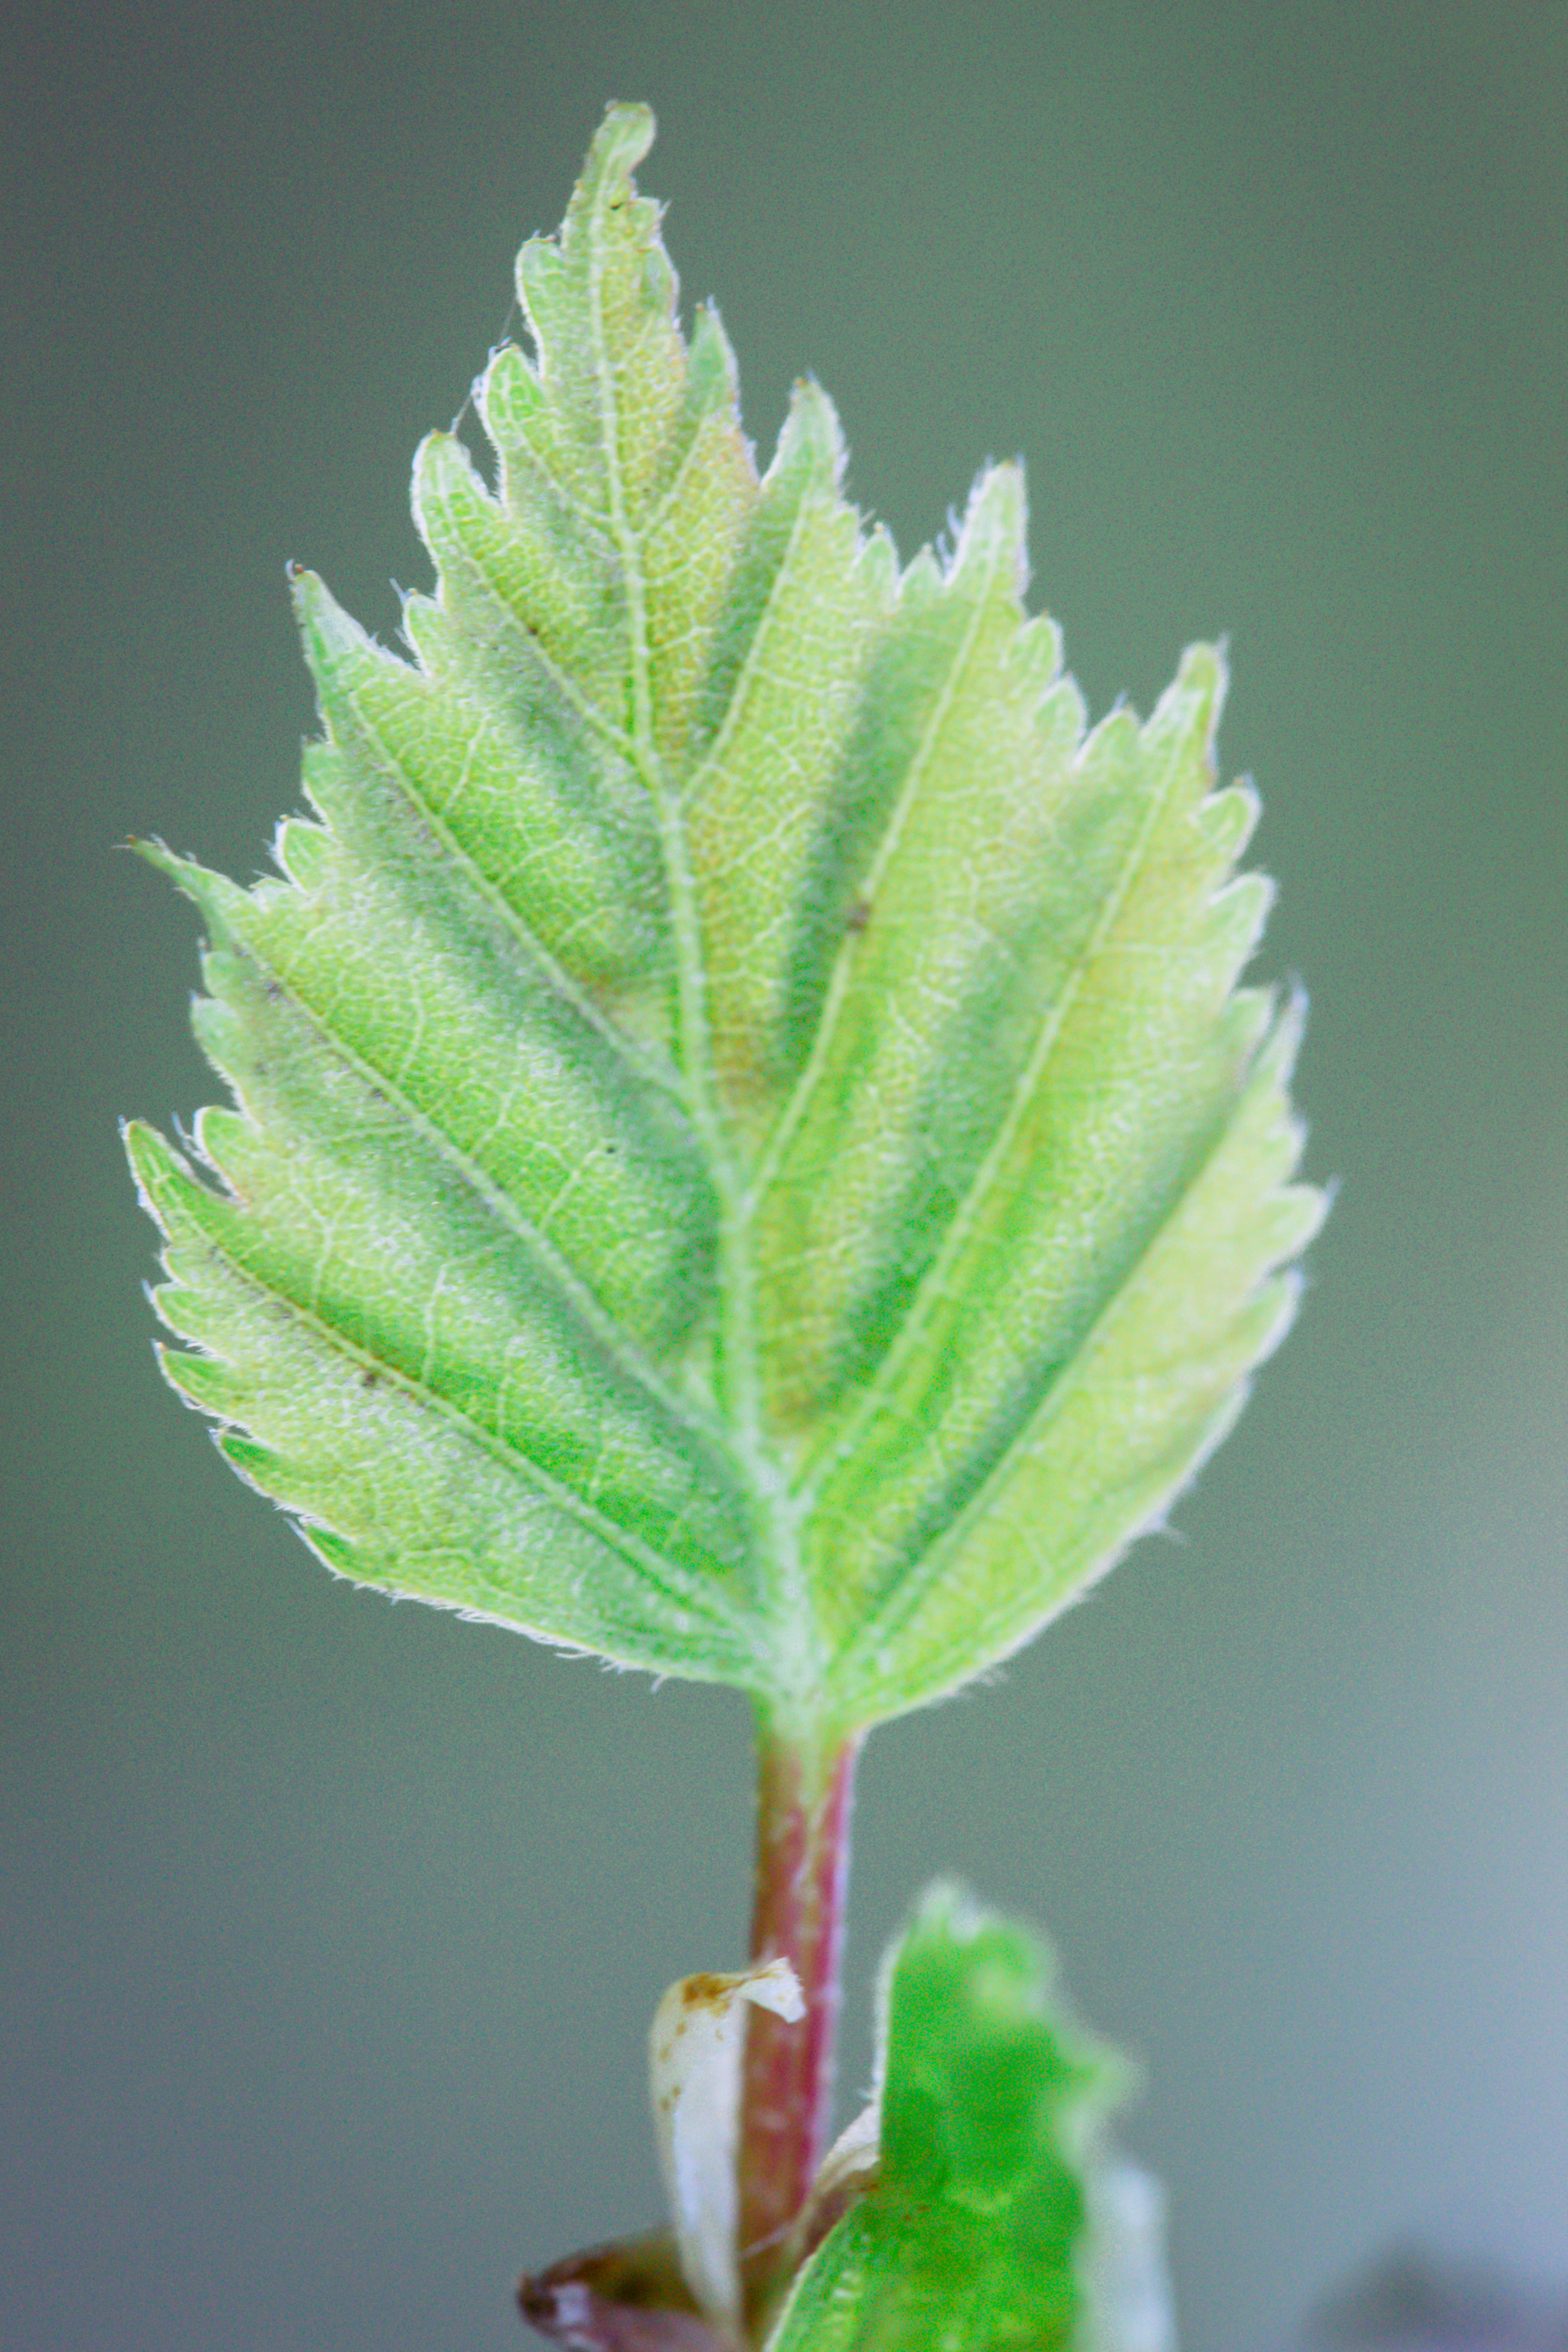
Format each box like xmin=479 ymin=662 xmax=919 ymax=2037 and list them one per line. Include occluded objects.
xmin=341 ymin=677 xmax=685 ymax=1108
xmin=802 ymin=705 xmax=1199 ymax=1497
xmin=833 ymin=1014 xmax=1289 ymax=1680
xmin=168 ymin=1174 xmax=749 ymax=1638
xmin=219 ymin=926 xmax=725 ymax=1453
xmin=750 ymin=533 xmax=1008 ymax=1202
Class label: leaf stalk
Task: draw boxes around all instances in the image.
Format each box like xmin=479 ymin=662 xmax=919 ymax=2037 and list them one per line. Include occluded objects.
xmin=737 ymin=1710 xmax=862 ymax=2325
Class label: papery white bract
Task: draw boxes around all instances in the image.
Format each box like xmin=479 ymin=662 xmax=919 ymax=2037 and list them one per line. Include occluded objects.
xmin=650 ymin=1960 xmax=803 ymax=2333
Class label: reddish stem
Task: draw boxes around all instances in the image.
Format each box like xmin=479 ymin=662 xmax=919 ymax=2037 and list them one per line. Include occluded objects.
xmin=736 ymin=1710 xmax=862 ymax=2301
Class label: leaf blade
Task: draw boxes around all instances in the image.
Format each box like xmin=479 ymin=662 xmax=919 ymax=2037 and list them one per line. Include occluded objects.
xmin=129 ymin=103 xmax=1322 ymax=1715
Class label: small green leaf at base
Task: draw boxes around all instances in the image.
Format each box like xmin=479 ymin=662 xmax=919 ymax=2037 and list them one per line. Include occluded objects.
xmin=765 ymin=1886 xmax=1172 ymax=2352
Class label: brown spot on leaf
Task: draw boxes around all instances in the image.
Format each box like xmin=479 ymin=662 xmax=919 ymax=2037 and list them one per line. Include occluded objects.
xmin=679 ymin=1972 xmax=734 ymax=2013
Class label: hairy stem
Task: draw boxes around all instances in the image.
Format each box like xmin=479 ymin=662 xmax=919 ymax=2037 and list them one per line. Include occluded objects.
xmin=737 ymin=1710 xmax=862 ymax=2316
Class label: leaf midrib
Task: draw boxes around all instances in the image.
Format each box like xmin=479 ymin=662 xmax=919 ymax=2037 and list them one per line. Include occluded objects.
xmin=583 ymin=170 xmax=821 ymax=1699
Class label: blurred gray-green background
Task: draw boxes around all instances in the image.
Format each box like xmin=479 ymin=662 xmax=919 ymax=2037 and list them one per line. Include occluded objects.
xmin=5 ymin=2 xmax=1563 ymax=2346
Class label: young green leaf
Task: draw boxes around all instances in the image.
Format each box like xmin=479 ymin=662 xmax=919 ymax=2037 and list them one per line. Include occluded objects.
xmin=763 ymin=1885 xmax=1168 ymax=2352
xmin=126 ymin=102 xmax=1323 ymax=1732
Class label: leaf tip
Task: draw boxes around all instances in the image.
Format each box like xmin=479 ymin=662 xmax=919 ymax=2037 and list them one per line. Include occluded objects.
xmin=289 ymin=565 xmax=372 ymax=696
xmin=129 ymin=838 xmax=232 ymax=932
xmin=411 ymin=425 xmax=488 ymax=537
xmin=955 ymin=459 xmax=1031 ymax=597
xmin=1167 ymin=635 xmax=1229 ymax=740
xmin=561 ymin=103 xmax=660 ymax=249
xmin=591 ymin=98 xmax=658 ymax=178
xmin=128 ymin=832 xmax=181 ymax=883
xmin=121 ymin=1115 xmax=168 ymax=1200
xmin=286 ymin=560 xmax=329 ymax=632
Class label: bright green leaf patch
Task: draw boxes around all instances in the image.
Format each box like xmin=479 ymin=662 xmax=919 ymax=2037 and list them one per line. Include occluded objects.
xmin=127 ymin=101 xmax=1322 ymax=1728
xmin=765 ymin=1886 xmax=1165 ymax=2352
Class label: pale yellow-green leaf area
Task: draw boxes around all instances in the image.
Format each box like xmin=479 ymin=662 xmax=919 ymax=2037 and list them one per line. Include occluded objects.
xmin=128 ymin=103 xmax=1323 ymax=1725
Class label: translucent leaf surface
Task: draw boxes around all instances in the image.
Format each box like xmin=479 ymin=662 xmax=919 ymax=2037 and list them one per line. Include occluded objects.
xmin=763 ymin=1886 xmax=1168 ymax=2352
xmin=128 ymin=103 xmax=1324 ymax=1726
